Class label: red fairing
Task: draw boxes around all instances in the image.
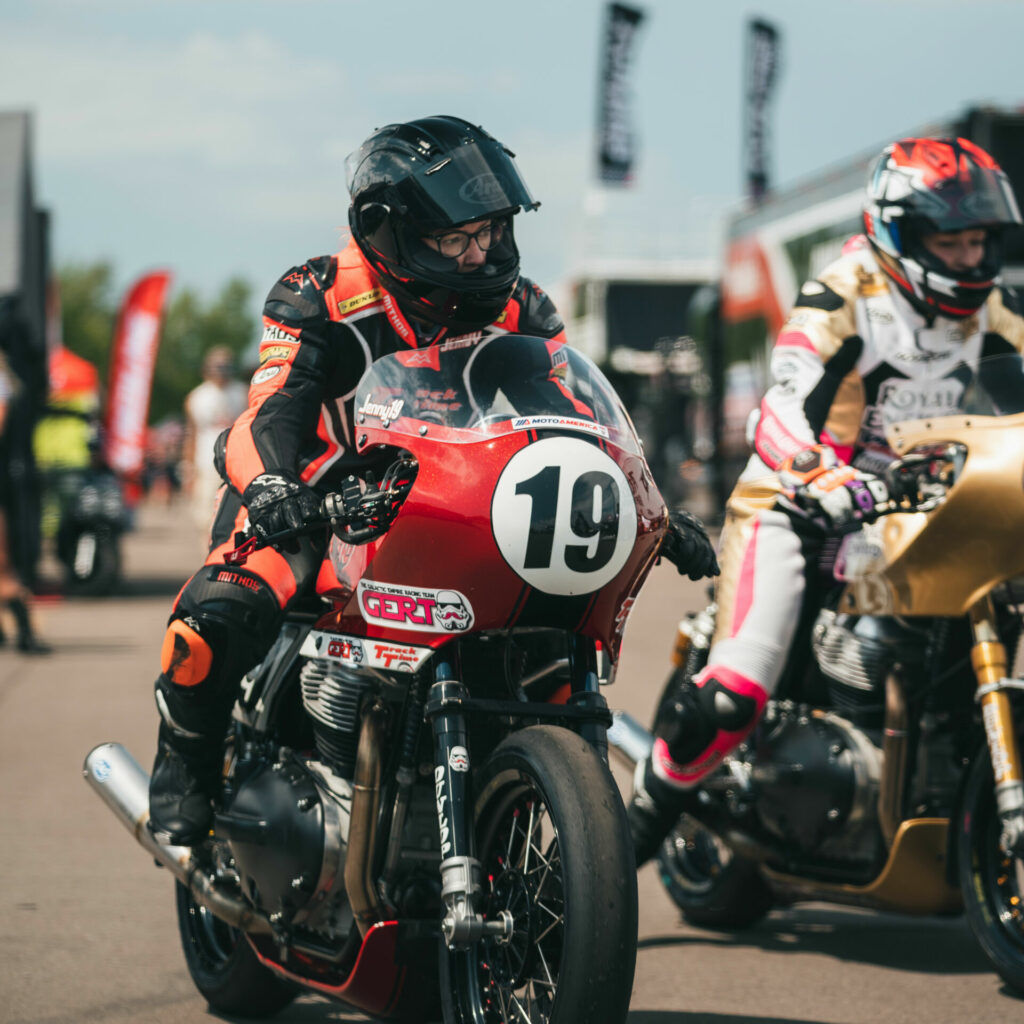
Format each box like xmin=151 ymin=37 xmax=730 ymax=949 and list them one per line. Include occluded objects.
xmin=315 ymin=426 xmax=665 ymax=664
xmin=247 ymin=922 xmax=413 ymax=1019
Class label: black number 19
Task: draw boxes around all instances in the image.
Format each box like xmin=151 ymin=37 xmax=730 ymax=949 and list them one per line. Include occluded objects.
xmin=515 ymin=466 xmax=619 ymax=572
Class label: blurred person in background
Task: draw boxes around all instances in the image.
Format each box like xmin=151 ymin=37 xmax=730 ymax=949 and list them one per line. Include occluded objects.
xmin=181 ymin=346 xmax=247 ymax=539
xmin=145 ymin=112 xmax=719 ymax=844
xmin=33 ymin=346 xmax=102 ymax=541
xmin=627 ymin=136 xmax=1024 ymax=864
xmin=0 ymin=345 xmax=49 ymax=653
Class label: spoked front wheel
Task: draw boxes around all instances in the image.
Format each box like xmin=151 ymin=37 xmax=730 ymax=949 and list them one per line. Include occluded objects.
xmin=441 ymin=725 xmax=637 ymax=1024
xmin=958 ymin=748 xmax=1024 ymax=995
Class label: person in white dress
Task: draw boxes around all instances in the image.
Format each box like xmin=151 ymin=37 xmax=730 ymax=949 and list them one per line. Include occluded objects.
xmin=182 ymin=346 xmax=248 ymax=539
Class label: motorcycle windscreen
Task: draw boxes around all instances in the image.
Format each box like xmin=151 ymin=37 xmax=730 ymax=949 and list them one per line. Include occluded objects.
xmin=352 ymin=333 xmax=645 ymax=455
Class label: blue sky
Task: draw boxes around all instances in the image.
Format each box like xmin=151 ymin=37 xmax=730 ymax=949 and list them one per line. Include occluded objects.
xmin=5 ymin=0 xmax=1024 ymax=317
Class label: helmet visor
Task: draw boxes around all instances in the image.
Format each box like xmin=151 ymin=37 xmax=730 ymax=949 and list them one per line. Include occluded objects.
xmin=389 ymin=140 xmax=538 ymax=228
xmin=910 ymin=164 xmax=1022 ymax=233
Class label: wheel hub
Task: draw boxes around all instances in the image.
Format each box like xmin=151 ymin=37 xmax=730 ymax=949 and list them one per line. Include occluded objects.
xmin=483 ymin=869 xmax=532 ymax=985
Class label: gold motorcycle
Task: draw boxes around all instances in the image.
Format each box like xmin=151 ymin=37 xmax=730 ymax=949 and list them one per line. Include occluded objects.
xmin=611 ymin=352 xmax=1024 ymax=994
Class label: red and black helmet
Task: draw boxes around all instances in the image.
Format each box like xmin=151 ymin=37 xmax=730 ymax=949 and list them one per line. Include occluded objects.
xmin=345 ymin=115 xmax=539 ymax=333
xmin=863 ymin=137 xmax=1022 ymax=319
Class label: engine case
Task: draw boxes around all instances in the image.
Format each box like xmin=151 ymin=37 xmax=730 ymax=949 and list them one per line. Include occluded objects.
xmin=217 ymin=753 xmax=353 ymax=936
xmin=751 ymin=705 xmax=882 ymax=861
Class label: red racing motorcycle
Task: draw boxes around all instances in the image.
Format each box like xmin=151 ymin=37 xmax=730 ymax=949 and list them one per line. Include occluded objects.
xmin=85 ymin=334 xmax=667 ymax=1024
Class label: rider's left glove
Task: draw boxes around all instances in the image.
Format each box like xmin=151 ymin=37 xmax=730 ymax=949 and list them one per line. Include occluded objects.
xmin=661 ymin=509 xmax=720 ymax=581
xmin=243 ymin=471 xmax=322 ymax=543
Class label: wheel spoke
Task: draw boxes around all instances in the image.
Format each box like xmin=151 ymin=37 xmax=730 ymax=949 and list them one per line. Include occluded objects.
xmin=523 ymin=800 xmax=536 ymax=874
xmin=533 ymin=909 xmax=563 ymax=945
xmin=510 ymin=990 xmax=533 ymax=1021
xmin=533 ymin=938 xmax=557 ymax=989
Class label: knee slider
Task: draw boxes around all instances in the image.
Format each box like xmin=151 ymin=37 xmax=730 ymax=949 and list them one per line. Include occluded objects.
xmin=160 ymin=619 xmax=213 ymax=688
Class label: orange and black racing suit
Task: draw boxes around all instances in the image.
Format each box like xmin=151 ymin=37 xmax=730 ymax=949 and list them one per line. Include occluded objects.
xmin=154 ymin=238 xmax=567 ymax=743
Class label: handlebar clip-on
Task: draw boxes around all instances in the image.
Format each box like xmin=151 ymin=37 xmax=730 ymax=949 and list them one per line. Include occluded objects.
xmin=222 ymin=454 xmax=418 ymax=566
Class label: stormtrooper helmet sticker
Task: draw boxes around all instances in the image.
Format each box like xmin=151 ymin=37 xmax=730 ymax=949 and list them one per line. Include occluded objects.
xmin=435 ymin=590 xmax=473 ymax=631
xmin=356 ymin=580 xmax=475 ymax=634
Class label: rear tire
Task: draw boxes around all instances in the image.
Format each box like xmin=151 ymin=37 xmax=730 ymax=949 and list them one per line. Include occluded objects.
xmin=175 ymin=882 xmax=296 ymax=1017
xmin=657 ymin=815 xmax=773 ymax=929
xmin=958 ymin=748 xmax=1024 ymax=995
xmin=440 ymin=725 xmax=638 ymax=1024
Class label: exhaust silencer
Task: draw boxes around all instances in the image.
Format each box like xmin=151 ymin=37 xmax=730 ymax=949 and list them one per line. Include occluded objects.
xmin=607 ymin=709 xmax=654 ymax=769
xmin=82 ymin=742 xmax=271 ymax=935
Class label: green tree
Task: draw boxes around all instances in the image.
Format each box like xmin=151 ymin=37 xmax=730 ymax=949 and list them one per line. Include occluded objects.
xmin=150 ymin=277 xmax=255 ymax=423
xmin=58 ymin=262 xmax=117 ymax=379
xmin=58 ymin=264 xmax=256 ymax=425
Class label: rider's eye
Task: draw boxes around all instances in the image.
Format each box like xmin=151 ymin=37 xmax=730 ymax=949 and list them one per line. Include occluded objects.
xmin=435 ymin=234 xmax=463 ymax=255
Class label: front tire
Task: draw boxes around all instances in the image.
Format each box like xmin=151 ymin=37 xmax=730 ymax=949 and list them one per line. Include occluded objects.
xmin=441 ymin=725 xmax=638 ymax=1024
xmin=175 ymin=881 xmax=296 ymax=1017
xmin=958 ymin=748 xmax=1024 ymax=995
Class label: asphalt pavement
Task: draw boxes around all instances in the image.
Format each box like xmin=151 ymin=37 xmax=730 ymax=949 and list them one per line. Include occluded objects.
xmin=0 ymin=498 xmax=1018 ymax=1023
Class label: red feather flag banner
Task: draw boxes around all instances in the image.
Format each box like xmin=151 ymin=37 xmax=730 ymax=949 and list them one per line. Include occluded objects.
xmin=102 ymin=270 xmax=172 ymax=486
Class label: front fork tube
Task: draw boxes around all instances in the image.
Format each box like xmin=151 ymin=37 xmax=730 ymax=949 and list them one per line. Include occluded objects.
xmin=426 ymin=667 xmax=512 ymax=949
xmin=567 ymin=634 xmax=609 ymax=759
xmin=969 ymin=597 xmax=1024 ymax=854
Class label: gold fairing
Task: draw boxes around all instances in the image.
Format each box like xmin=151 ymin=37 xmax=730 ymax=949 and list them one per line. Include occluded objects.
xmin=763 ymin=818 xmax=962 ymax=915
xmin=839 ymin=411 xmax=1024 ymax=616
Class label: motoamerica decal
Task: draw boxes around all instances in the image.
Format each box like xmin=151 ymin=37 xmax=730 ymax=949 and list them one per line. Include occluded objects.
xmin=511 ymin=415 xmax=609 ymax=439
xmin=357 ymin=580 xmax=475 ymax=633
xmin=299 ymin=630 xmax=435 ymax=671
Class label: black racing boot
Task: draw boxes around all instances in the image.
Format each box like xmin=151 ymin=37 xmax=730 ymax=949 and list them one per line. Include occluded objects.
xmin=148 ymin=721 xmax=222 ymax=845
xmin=9 ymin=597 xmax=52 ymax=655
xmin=627 ymin=756 xmax=699 ymax=867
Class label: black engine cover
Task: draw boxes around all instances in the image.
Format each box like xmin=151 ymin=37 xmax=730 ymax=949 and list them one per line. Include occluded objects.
xmin=751 ymin=713 xmax=857 ymax=853
xmin=215 ymin=757 xmax=324 ymax=919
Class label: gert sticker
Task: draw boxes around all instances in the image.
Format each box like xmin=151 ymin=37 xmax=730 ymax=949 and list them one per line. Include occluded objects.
xmin=357 ymin=581 xmax=474 ymax=633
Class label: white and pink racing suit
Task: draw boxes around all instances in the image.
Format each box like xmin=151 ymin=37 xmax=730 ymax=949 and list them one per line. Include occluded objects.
xmin=651 ymin=234 xmax=1024 ymax=790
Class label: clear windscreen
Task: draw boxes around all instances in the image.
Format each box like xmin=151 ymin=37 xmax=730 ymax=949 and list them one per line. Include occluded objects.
xmin=353 ymin=334 xmax=644 ymax=454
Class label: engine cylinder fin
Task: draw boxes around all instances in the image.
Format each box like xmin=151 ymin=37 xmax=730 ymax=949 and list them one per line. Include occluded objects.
xmin=300 ymin=659 xmax=375 ymax=776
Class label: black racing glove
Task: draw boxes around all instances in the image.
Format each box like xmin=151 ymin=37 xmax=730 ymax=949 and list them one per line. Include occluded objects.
xmin=660 ymin=509 xmax=720 ymax=581
xmin=242 ymin=471 xmax=322 ymax=544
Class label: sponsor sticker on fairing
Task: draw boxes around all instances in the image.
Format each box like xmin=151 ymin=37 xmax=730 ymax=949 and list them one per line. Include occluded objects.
xmin=357 ymin=396 xmax=405 ymax=423
xmin=511 ymin=415 xmax=609 ymax=439
xmin=299 ymin=630 xmax=435 ymax=671
xmin=357 ymin=581 xmax=474 ymax=633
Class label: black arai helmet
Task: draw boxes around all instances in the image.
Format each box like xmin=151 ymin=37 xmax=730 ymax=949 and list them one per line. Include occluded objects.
xmin=346 ymin=115 xmax=539 ymax=332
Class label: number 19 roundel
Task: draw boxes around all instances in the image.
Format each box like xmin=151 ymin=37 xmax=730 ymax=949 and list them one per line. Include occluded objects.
xmin=490 ymin=436 xmax=638 ymax=595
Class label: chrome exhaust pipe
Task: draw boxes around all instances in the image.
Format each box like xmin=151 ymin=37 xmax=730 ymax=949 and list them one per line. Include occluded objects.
xmin=607 ymin=710 xmax=654 ymax=769
xmin=82 ymin=742 xmax=271 ymax=935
